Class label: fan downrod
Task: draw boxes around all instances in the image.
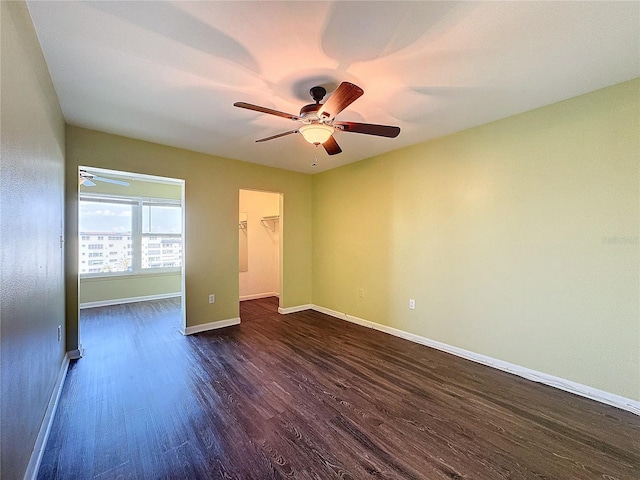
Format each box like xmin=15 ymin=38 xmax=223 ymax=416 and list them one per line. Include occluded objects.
xmin=300 ymin=86 xmax=327 ymax=116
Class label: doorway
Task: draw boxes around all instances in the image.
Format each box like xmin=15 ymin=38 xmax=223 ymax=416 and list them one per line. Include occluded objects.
xmin=77 ymin=166 xmax=186 ymax=338
xmin=239 ymin=189 xmax=282 ymax=307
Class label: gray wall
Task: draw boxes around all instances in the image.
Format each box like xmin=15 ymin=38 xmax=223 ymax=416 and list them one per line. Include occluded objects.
xmin=1 ymin=2 xmax=67 ymax=479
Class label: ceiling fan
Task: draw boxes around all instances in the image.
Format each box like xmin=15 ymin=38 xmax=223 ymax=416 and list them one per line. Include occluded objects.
xmin=234 ymin=82 xmax=400 ymax=155
xmin=79 ymin=169 xmax=130 ymax=187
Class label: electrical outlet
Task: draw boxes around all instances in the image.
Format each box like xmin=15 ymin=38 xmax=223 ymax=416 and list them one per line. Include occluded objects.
xmin=359 ymin=288 xmax=365 ymax=298
xmin=409 ymin=299 xmax=416 ymax=310
xmin=208 ymin=294 xmax=215 ymax=304
xmin=57 ymin=325 xmax=62 ymax=342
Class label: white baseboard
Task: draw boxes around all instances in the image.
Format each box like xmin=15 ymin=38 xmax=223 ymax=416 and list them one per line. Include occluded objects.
xmin=278 ymin=304 xmax=313 ymax=315
xmin=79 ymin=292 xmax=182 ymax=309
xmin=240 ymin=292 xmax=279 ymax=301
xmin=182 ymin=317 xmax=241 ymax=335
xmin=306 ymin=304 xmax=640 ymax=416
xmin=25 ymin=353 xmax=70 ymax=480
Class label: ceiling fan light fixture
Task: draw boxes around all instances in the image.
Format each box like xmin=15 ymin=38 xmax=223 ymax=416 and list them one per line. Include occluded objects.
xmin=234 ymin=81 xmax=399 ymax=156
xmin=299 ymin=123 xmax=334 ymax=145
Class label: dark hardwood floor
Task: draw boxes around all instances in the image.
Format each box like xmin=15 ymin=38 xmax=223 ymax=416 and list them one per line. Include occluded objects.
xmin=38 ymin=297 xmax=639 ymax=479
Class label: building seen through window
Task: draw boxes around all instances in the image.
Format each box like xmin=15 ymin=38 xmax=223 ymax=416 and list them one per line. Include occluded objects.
xmin=79 ymin=195 xmax=182 ymax=275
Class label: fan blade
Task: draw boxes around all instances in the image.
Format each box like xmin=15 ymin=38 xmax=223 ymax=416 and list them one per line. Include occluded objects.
xmin=234 ymin=102 xmax=300 ymax=121
xmin=322 ymin=136 xmax=342 ymax=155
xmin=82 ymin=179 xmax=96 ymax=187
xmin=317 ymin=82 xmax=363 ymax=120
xmin=92 ymin=176 xmax=130 ymax=186
xmin=255 ymin=130 xmax=298 ymax=143
xmin=335 ymin=121 xmax=400 ymax=138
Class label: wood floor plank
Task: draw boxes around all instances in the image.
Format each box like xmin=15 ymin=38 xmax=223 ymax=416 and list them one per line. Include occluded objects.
xmin=38 ymin=297 xmax=640 ymax=479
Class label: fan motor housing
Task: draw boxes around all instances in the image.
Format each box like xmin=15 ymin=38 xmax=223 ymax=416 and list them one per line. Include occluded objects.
xmin=300 ymin=85 xmax=327 ymax=119
xmin=299 ymin=103 xmax=322 ymax=118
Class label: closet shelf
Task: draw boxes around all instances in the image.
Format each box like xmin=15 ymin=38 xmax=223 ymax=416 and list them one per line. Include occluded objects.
xmin=260 ymin=215 xmax=279 ymax=231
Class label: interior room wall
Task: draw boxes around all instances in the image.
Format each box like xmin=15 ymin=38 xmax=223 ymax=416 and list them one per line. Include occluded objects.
xmin=65 ymin=126 xmax=312 ymax=344
xmin=78 ymin=175 xmax=182 ymax=305
xmin=80 ymin=274 xmax=181 ymax=306
xmin=312 ymin=79 xmax=640 ymax=402
xmin=0 ymin=2 xmax=67 ymax=478
xmin=239 ymin=190 xmax=281 ymax=300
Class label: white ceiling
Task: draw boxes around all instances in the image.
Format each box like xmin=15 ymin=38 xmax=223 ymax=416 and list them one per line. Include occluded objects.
xmin=27 ymin=1 xmax=640 ymax=174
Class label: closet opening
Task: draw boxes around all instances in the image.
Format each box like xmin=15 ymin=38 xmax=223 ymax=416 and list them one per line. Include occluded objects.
xmin=239 ymin=189 xmax=283 ymax=309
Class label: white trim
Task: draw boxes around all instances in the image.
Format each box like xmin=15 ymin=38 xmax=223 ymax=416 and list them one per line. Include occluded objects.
xmin=79 ymin=292 xmax=181 ymax=309
xmin=182 ymin=317 xmax=241 ymax=335
xmin=310 ymin=304 xmax=640 ymax=416
xmin=67 ymin=344 xmax=84 ymax=360
xmin=278 ymin=304 xmax=313 ymax=315
xmin=240 ymin=292 xmax=279 ymax=301
xmin=25 ymin=354 xmax=70 ymax=480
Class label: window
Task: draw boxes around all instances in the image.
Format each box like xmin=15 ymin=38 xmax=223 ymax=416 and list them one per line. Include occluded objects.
xmin=79 ymin=194 xmax=182 ymax=276
xmin=141 ymin=202 xmax=182 ymax=270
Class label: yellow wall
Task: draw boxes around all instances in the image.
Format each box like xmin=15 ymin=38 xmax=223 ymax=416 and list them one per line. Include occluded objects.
xmin=312 ymin=79 xmax=640 ymax=401
xmin=80 ymin=273 xmax=181 ymax=304
xmin=78 ymin=175 xmax=182 ymax=304
xmin=1 ymin=1 xmax=67 ymax=477
xmin=66 ymin=127 xmax=312 ymax=338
